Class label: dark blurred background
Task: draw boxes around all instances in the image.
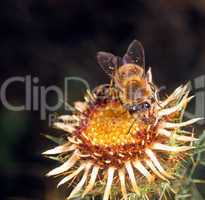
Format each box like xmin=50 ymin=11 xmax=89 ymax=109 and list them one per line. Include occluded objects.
xmin=0 ymin=0 xmax=205 ymax=199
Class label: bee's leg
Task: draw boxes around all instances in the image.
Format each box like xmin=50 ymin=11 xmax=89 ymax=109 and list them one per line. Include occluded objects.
xmin=92 ymin=84 xmax=110 ymax=101
xmin=144 ymin=112 xmax=150 ymax=123
xmin=151 ymin=89 xmax=163 ymax=109
xmin=149 ymin=82 xmax=162 ymax=107
xmin=108 ymin=78 xmax=124 ymax=103
xmin=153 ymin=95 xmax=162 ymax=108
xmin=154 ymin=116 xmax=160 ymax=127
xmin=154 ymin=85 xmax=167 ymax=108
xmin=109 ymin=79 xmax=114 ymax=96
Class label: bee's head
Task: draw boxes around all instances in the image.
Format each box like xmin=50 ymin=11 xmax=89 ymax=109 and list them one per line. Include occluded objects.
xmin=125 ymin=101 xmax=151 ymax=114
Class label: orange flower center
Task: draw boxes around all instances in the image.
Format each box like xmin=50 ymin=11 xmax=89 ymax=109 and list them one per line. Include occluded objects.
xmin=84 ymin=101 xmax=148 ymax=146
xmin=76 ymin=100 xmax=157 ymax=167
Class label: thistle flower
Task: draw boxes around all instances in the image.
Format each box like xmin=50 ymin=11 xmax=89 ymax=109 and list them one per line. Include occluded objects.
xmin=43 ymin=42 xmax=202 ymax=200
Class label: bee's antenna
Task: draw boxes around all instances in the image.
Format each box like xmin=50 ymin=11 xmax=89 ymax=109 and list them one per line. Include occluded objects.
xmin=127 ymin=118 xmax=137 ymax=135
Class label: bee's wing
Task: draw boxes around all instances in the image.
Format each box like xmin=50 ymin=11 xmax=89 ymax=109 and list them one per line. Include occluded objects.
xmin=97 ymin=51 xmax=122 ymax=77
xmin=123 ymin=40 xmax=145 ymax=69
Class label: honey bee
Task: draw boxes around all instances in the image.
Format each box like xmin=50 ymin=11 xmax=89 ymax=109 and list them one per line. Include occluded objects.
xmin=96 ymin=40 xmax=156 ymax=115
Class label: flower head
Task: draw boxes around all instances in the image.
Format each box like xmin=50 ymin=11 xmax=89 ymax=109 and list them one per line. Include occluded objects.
xmin=43 ymin=42 xmax=201 ymax=200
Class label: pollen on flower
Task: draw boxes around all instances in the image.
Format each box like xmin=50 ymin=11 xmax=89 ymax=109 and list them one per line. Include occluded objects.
xmin=84 ymin=101 xmax=141 ymax=146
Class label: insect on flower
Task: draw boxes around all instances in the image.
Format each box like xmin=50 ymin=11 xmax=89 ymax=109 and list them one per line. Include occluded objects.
xmin=97 ymin=40 xmax=154 ymax=116
xmin=43 ymin=40 xmax=202 ymax=200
